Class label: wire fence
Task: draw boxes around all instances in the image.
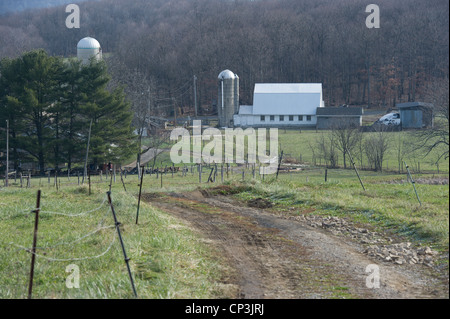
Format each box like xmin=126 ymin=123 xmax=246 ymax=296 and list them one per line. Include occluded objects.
xmin=7 ymin=194 xmax=117 ymax=261
xmin=1 ymin=191 xmax=137 ymax=298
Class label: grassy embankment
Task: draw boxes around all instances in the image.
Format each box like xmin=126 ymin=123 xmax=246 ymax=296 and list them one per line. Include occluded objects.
xmin=1 ymin=129 xmax=448 ymax=298
xmin=146 ymin=128 xmax=449 ymax=252
xmin=0 ymin=180 xmax=230 ymax=299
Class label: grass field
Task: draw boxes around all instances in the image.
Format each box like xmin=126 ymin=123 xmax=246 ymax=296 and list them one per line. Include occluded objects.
xmin=0 ymin=180 xmax=228 ymax=299
xmin=0 ymin=128 xmax=448 ymax=299
xmin=146 ymin=128 xmax=448 ymax=174
xmin=275 ymin=129 xmax=449 ymax=173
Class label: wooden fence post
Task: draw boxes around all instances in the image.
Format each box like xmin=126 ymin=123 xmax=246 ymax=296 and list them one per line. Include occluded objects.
xmin=28 ymin=190 xmax=41 ymax=299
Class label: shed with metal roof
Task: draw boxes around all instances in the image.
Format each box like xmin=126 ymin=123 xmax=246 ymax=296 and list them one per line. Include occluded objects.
xmin=396 ymin=102 xmax=433 ymax=129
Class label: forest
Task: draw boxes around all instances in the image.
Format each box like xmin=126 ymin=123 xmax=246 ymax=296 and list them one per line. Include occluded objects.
xmin=0 ymin=0 xmax=449 ymax=174
xmin=0 ymin=0 xmax=91 ymax=15
xmin=0 ymin=0 xmax=448 ymax=117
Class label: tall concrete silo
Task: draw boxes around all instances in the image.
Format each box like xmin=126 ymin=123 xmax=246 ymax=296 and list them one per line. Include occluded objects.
xmin=234 ymin=74 xmax=240 ymax=115
xmin=77 ymin=37 xmax=102 ymax=65
xmin=218 ymin=69 xmax=239 ymax=127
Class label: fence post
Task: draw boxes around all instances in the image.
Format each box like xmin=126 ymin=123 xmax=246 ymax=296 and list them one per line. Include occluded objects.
xmin=120 ymin=169 xmax=127 ymax=192
xmin=136 ymin=166 xmax=144 ymax=225
xmin=109 ymin=167 xmax=113 ymax=192
xmin=404 ymin=161 xmax=421 ymax=206
xmin=276 ymin=151 xmax=284 ymax=180
xmin=28 ymin=190 xmax=41 ymax=299
xmin=346 ymin=147 xmax=366 ymax=191
xmin=207 ymin=167 xmax=214 ymax=183
xmin=88 ymin=170 xmax=91 ymax=196
xmin=107 ymin=191 xmax=138 ymax=298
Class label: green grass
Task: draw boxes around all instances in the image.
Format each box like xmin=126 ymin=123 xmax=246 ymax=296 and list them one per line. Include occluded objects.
xmin=150 ymin=129 xmax=448 ymax=174
xmin=275 ymin=129 xmax=448 ymax=173
xmin=1 ymin=127 xmax=448 ymax=298
xmin=229 ymin=169 xmax=449 ymax=250
xmin=0 ymin=181 xmax=227 ymax=299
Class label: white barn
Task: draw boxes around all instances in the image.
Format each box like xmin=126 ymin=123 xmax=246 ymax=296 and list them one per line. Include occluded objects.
xmin=234 ymin=83 xmax=325 ymax=128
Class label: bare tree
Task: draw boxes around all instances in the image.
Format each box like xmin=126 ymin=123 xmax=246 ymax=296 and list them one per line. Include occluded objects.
xmin=107 ymin=57 xmax=158 ymax=173
xmin=330 ymin=119 xmax=362 ymax=169
xmin=315 ymin=132 xmax=339 ymax=168
xmin=413 ymin=78 xmax=449 ymax=161
xmin=365 ymin=126 xmax=390 ymax=172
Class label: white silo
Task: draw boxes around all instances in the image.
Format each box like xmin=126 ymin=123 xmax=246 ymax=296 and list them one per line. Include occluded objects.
xmin=218 ymin=69 xmax=239 ymax=128
xmin=77 ymin=37 xmax=102 ymax=65
xmin=234 ymin=74 xmax=239 ymax=115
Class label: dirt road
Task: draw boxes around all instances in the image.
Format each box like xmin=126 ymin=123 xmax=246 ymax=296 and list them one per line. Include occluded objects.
xmin=143 ymin=189 xmax=448 ymax=299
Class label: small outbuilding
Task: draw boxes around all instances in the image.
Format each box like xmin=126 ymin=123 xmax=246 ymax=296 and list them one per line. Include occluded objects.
xmin=316 ymin=107 xmax=363 ymax=130
xmin=396 ymin=102 xmax=433 ymax=129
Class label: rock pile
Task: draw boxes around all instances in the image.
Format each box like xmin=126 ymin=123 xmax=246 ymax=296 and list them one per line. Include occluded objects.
xmin=288 ymin=214 xmax=438 ymax=267
xmin=364 ymin=243 xmax=438 ymax=266
xmin=291 ymin=214 xmax=385 ymax=245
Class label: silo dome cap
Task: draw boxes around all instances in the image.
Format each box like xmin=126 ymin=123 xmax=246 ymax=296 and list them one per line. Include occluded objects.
xmin=218 ymin=69 xmax=237 ymax=80
xmin=77 ymin=37 xmax=101 ymax=49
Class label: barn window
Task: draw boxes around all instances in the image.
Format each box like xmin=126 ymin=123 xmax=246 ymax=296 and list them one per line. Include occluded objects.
xmin=298 ymin=115 xmax=303 ymax=121
xmin=289 ymin=115 xmax=294 ymax=121
xmin=260 ymin=115 xmax=265 ymax=122
xmin=280 ymin=115 xmax=284 ymax=121
xmin=270 ymin=115 xmax=275 ymax=121
xmin=306 ymin=115 xmax=312 ymax=121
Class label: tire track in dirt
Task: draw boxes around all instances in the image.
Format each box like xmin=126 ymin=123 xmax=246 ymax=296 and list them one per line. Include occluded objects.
xmin=142 ymin=190 xmax=447 ymax=299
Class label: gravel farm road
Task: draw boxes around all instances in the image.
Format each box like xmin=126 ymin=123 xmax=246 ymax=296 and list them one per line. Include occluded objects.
xmin=143 ymin=189 xmax=449 ymax=299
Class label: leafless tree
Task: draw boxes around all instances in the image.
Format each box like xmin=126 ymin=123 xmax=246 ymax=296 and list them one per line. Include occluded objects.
xmin=315 ymin=132 xmax=339 ymax=168
xmin=330 ymin=119 xmax=362 ymax=169
xmin=365 ymin=126 xmax=390 ymax=172
xmin=413 ymin=78 xmax=449 ymax=161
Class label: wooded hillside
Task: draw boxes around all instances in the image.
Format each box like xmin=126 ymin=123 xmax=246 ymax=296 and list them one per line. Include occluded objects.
xmin=0 ymin=0 xmax=448 ymax=115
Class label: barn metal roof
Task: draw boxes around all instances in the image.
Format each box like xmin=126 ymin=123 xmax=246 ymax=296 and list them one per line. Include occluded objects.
xmin=397 ymin=102 xmax=433 ymax=109
xmin=238 ymin=105 xmax=253 ymax=115
xmin=251 ymin=83 xmax=324 ymax=115
xmin=254 ymin=83 xmax=323 ymax=94
xmin=316 ymin=107 xmax=363 ymax=116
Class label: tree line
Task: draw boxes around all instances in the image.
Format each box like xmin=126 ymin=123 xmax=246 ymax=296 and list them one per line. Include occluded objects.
xmin=0 ymin=0 xmax=448 ymax=116
xmin=0 ymin=50 xmax=135 ymax=175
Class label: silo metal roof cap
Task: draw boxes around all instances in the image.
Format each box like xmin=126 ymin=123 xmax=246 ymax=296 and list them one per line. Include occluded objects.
xmin=218 ymin=69 xmax=236 ymax=80
xmin=77 ymin=37 xmax=101 ymax=49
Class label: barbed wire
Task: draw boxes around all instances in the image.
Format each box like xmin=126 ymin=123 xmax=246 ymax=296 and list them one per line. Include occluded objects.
xmin=28 ymin=224 xmax=115 ymax=251
xmin=3 ymin=192 xmax=120 ymax=263
xmin=18 ymin=196 xmax=108 ymax=217
xmin=9 ymin=227 xmax=117 ymax=262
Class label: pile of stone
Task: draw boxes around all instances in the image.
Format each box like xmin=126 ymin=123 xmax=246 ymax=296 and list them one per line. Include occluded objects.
xmin=364 ymin=243 xmax=437 ymax=267
xmin=291 ymin=214 xmax=386 ymax=245
xmin=288 ymin=214 xmax=438 ymax=267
